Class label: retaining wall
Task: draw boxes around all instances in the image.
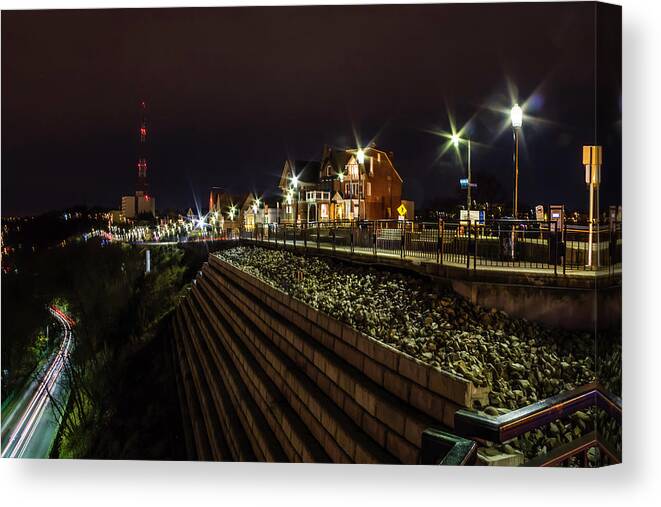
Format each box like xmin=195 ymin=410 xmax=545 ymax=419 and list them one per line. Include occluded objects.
xmin=172 ymin=253 xmax=491 ymax=463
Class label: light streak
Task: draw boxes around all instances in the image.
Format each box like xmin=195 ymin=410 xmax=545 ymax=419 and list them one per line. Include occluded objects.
xmin=1 ymin=307 xmax=73 ymax=458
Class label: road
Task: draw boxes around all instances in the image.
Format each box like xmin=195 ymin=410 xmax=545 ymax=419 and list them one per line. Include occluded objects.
xmin=1 ymin=307 xmax=73 ymax=458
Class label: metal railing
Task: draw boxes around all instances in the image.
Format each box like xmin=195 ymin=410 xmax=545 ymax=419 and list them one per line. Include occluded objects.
xmin=419 ymin=428 xmax=478 ymax=465
xmin=239 ymin=218 xmax=622 ymax=276
xmin=453 ymin=383 xmax=621 ymax=467
xmin=521 ymin=431 xmax=620 ymax=467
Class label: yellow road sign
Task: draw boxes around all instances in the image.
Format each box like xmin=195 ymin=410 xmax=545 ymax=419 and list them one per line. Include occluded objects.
xmin=397 ymin=203 xmax=407 ymax=217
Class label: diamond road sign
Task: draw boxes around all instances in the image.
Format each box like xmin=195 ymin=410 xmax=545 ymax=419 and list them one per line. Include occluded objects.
xmin=397 ymin=204 xmax=407 ymax=217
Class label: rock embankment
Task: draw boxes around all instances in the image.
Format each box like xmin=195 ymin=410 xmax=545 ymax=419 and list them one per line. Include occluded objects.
xmin=216 ymin=247 xmax=596 ymax=411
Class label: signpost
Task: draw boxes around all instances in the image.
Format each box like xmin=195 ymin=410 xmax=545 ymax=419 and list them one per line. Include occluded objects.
xmin=459 ymin=178 xmax=477 ymax=190
xmin=582 ymin=145 xmax=603 ymax=268
xmin=535 ymin=205 xmax=545 ymax=222
xmin=397 ymin=203 xmax=408 ymax=218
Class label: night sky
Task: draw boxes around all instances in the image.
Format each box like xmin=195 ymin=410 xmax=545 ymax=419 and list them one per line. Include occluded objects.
xmin=2 ymin=2 xmax=621 ymax=216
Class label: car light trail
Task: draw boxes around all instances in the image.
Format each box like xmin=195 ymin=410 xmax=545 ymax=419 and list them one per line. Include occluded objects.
xmin=1 ymin=307 xmax=73 ymax=458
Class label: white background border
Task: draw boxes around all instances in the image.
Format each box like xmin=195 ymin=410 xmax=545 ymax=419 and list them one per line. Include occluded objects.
xmin=1 ymin=1 xmax=659 ymax=505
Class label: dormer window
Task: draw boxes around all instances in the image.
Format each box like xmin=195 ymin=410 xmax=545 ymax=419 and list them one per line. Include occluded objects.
xmin=325 ymin=164 xmax=332 ymax=177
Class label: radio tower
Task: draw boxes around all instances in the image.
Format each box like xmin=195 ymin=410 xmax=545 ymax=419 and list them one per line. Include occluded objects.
xmin=137 ymin=100 xmax=148 ymax=194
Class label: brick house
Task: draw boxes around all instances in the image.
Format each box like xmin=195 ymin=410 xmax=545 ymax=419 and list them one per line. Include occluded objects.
xmin=277 ymin=145 xmax=405 ymax=223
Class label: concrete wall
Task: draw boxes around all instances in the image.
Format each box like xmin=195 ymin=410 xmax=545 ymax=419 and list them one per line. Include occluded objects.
xmin=242 ymin=239 xmax=621 ymax=332
xmin=451 ymin=280 xmax=621 ymax=331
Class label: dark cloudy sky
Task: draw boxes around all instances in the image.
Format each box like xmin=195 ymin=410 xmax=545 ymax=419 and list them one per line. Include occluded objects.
xmin=2 ymin=2 xmax=621 ymax=216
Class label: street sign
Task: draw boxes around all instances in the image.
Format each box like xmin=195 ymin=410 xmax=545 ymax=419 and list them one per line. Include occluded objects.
xmin=535 ymin=205 xmax=545 ymax=221
xmin=397 ymin=203 xmax=407 ymax=217
xmin=459 ymin=178 xmax=477 ymax=190
xmin=460 ymin=210 xmax=484 ymax=224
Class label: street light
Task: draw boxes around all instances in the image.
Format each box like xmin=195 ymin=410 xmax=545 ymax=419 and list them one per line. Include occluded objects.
xmin=450 ymin=133 xmax=473 ymax=211
xmin=510 ymin=104 xmax=523 ymax=218
xmin=357 ymin=149 xmax=365 ymax=164
xmin=291 ymin=175 xmax=299 ymax=226
xmin=511 ymin=103 xmax=523 ymax=129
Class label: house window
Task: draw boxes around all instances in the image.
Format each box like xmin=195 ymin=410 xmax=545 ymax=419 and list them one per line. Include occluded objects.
xmin=326 ymin=164 xmax=332 ymax=177
xmin=377 ymin=153 xmax=381 ymax=162
xmin=320 ymin=203 xmax=328 ymax=218
xmin=345 ymin=182 xmax=362 ymax=197
xmin=347 ymin=163 xmax=359 ymax=179
xmin=366 ymin=182 xmax=371 ymax=197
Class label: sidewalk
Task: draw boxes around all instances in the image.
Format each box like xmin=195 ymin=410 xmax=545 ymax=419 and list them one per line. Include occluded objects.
xmin=240 ymin=235 xmax=621 ymax=287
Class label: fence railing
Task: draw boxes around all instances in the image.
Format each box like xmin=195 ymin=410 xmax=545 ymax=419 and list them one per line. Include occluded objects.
xmin=453 ymin=382 xmax=621 ymax=467
xmin=239 ymin=218 xmax=622 ymax=275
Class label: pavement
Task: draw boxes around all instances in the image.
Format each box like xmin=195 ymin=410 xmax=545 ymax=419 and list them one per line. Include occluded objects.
xmin=1 ymin=307 xmax=73 ymax=459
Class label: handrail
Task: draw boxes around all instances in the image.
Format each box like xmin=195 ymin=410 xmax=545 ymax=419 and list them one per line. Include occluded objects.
xmin=521 ymin=431 xmax=621 ymax=467
xmin=454 ymin=383 xmax=621 ymax=443
xmin=420 ymin=428 xmax=478 ymax=466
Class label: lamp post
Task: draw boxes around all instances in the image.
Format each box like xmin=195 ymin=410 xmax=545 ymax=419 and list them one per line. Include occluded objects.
xmin=291 ymin=174 xmax=299 ymax=226
xmin=451 ymin=134 xmax=472 ymax=211
xmin=252 ymin=198 xmax=260 ymax=218
xmin=337 ymin=171 xmax=345 ymax=221
xmin=510 ymin=104 xmax=523 ymax=218
xmin=354 ymin=149 xmax=366 ymax=221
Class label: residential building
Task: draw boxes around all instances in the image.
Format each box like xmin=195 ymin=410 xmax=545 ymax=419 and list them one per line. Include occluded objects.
xmin=276 ymin=144 xmax=405 ymax=223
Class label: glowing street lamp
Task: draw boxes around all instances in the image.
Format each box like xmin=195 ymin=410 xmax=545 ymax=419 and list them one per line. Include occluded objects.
xmin=511 ymin=104 xmax=523 ymax=218
xmin=291 ymin=174 xmax=299 ymax=226
xmin=510 ymin=103 xmax=523 ymax=129
xmin=450 ymin=133 xmax=473 ymax=211
xmin=357 ymin=149 xmax=365 ymax=164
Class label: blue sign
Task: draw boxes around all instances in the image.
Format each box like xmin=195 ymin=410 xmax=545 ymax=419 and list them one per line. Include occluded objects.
xmin=459 ymin=178 xmax=469 ymax=189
